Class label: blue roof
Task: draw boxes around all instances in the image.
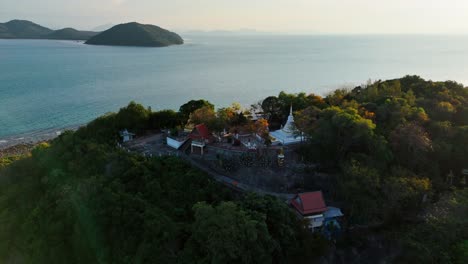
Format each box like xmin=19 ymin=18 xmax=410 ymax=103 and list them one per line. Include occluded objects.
xmin=324 ymin=206 xmax=344 ymax=219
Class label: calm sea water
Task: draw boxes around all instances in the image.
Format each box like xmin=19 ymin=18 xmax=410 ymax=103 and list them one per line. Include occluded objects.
xmin=1 ymin=34 xmax=468 ymax=143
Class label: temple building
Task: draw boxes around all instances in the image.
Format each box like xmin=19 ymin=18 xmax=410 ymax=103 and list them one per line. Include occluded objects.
xmin=290 ymin=191 xmax=344 ymax=232
xmin=189 ymin=124 xmax=212 ymax=155
xmin=270 ymin=105 xmax=303 ymax=145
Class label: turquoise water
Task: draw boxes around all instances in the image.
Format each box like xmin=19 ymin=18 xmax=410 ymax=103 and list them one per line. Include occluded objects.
xmin=1 ymin=35 xmax=468 ymax=141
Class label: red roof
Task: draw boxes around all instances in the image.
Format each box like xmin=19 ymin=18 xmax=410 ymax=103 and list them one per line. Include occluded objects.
xmin=190 ymin=124 xmax=211 ymax=139
xmin=291 ymin=191 xmax=327 ymax=216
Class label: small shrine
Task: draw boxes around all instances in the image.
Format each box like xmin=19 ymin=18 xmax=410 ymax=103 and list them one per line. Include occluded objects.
xmin=277 ymin=148 xmax=285 ymax=167
xmin=120 ymin=129 xmax=135 ymax=143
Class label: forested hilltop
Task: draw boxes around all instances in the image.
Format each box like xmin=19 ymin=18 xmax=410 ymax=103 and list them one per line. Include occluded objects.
xmin=1 ymin=75 xmax=467 ymax=263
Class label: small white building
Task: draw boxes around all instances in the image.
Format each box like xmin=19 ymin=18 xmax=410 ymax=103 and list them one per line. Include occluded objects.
xmin=167 ymin=137 xmax=189 ymax=150
xmin=120 ymin=129 xmax=135 ymax=143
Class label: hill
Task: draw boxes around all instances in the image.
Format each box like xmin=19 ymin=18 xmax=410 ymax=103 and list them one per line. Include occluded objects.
xmin=44 ymin=28 xmax=98 ymax=40
xmin=85 ymin=22 xmax=184 ymax=47
xmin=0 ymin=76 xmax=467 ymax=263
xmin=92 ymin=23 xmax=115 ymax=32
xmin=0 ymin=20 xmax=98 ymax=40
xmin=0 ymin=19 xmax=52 ymax=39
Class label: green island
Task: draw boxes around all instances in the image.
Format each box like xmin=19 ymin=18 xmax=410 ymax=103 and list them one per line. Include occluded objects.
xmin=0 ymin=20 xmax=98 ymax=40
xmin=85 ymin=22 xmax=184 ymax=47
xmin=1 ymin=75 xmax=467 ymax=263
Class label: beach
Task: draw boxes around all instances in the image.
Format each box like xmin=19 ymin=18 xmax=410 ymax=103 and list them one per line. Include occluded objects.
xmin=0 ymin=124 xmax=83 ymax=154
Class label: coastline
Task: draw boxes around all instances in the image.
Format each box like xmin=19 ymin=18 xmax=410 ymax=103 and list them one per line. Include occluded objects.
xmin=0 ymin=143 xmax=40 ymax=159
xmin=0 ymin=124 xmax=84 ymax=152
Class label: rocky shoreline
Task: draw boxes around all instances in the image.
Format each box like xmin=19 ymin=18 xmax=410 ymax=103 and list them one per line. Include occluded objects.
xmin=0 ymin=124 xmax=83 ymax=153
xmin=0 ymin=142 xmax=44 ymax=158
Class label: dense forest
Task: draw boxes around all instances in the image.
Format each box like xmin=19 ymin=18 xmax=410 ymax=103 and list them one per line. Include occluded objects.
xmin=0 ymin=75 xmax=467 ymax=263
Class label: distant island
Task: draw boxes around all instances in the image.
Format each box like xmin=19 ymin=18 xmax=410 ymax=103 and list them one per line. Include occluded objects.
xmin=85 ymin=22 xmax=184 ymax=47
xmin=0 ymin=20 xmax=98 ymax=40
xmin=0 ymin=20 xmax=183 ymax=47
xmin=45 ymin=28 xmax=97 ymax=41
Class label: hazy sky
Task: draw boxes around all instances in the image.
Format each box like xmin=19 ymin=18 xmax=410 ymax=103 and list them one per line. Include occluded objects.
xmin=2 ymin=0 xmax=468 ymax=34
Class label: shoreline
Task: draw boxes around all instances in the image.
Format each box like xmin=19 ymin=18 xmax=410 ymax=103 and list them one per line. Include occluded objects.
xmin=0 ymin=143 xmax=41 ymax=159
xmin=0 ymin=124 xmax=84 ymax=151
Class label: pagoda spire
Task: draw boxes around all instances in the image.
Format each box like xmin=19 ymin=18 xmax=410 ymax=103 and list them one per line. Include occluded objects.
xmin=282 ymin=104 xmax=295 ymax=133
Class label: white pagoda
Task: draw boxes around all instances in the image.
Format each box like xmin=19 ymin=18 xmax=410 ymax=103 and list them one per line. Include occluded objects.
xmin=270 ymin=105 xmax=303 ymax=145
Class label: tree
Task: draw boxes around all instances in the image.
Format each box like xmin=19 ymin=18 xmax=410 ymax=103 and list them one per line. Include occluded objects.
xmin=307 ymin=106 xmax=377 ymax=165
xmin=390 ymin=122 xmax=433 ymax=172
xmin=254 ymin=118 xmax=269 ymax=136
xmin=179 ymin=99 xmax=214 ymax=121
xmin=189 ymin=106 xmax=216 ymax=128
xmin=115 ymin=101 xmax=151 ymax=132
xmin=382 ymin=167 xmax=431 ymax=220
xmin=338 ymin=161 xmax=382 ymax=223
xmin=261 ymin=96 xmax=282 ymax=124
xmin=432 ymin=101 xmax=456 ymax=121
xmin=182 ymin=202 xmax=274 ymax=264
xmin=325 ymin=88 xmax=350 ymax=106
xmin=240 ymin=194 xmax=328 ymax=262
xmin=149 ymin=109 xmax=183 ymax=130
xmin=217 ymin=103 xmax=249 ymax=129
xmin=294 ymin=106 xmax=321 ymax=136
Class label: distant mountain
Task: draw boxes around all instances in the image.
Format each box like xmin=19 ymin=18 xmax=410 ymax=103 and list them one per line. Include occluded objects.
xmin=0 ymin=20 xmax=97 ymax=40
xmin=85 ymin=22 xmax=184 ymax=47
xmin=0 ymin=20 xmax=52 ymax=39
xmin=45 ymin=28 xmax=98 ymax=40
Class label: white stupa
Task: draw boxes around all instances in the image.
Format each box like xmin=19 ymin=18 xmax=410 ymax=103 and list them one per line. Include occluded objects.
xmin=270 ymin=105 xmax=303 ymax=145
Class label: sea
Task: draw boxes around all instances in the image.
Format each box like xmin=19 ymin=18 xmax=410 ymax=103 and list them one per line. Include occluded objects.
xmin=1 ymin=34 xmax=468 ymax=147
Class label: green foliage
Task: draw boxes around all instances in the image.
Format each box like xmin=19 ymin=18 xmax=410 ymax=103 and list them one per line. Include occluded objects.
xmin=306 ymin=106 xmax=377 ymax=165
xmin=453 ymin=240 xmax=468 ymax=264
xmin=85 ymin=22 xmax=184 ymax=47
xmin=179 ymin=99 xmax=214 ymax=121
xmin=149 ymin=109 xmax=184 ymax=129
xmin=0 ymin=155 xmax=22 ymax=169
xmin=240 ymin=194 xmax=329 ymax=262
xmin=261 ymin=92 xmax=327 ymax=128
xmin=382 ymin=167 xmax=431 ymax=220
xmin=182 ymin=201 xmax=274 ymax=263
xmin=261 ymin=96 xmax=282 ymax=124
xmin=115 ymin=101 xmax=151 ymax=132
xmin=0 ymin=109 xmax=321 ymax=263
xmin=338 ymin=160 xmax=381 ymax=223
xmin=397 ymin=189 xmax=468 ymax=263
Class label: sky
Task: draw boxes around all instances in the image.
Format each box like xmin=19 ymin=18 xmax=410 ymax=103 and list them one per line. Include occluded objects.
xmin=1 ymin=0 xmax=468 ymax=34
